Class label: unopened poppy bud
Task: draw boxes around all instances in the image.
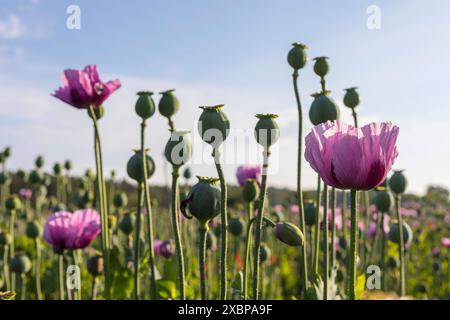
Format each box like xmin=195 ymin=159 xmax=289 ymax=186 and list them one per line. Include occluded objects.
xmin=374 ymin=190 xmax=392 ymax=213
xmin=113 ymin=192 xmax=128 ymax=208
xmin=388 ymin=170 xmax=407 ymax=195
xmin=53 ymin=163 xmax=62 ymax=176
xmin=389 ymin=221 xmax=413 ymax=245
xmin=35 ymin=155 xmax=45 ymax=169
xmin=254 ymin=114 xmax=280 ymax=148
xmin=158 ymin=89 xmax=180 ymax=119
xmin=0 ymin=172 xmax=9 ymax=185
xmin=198 ymin=105 xmax=230 ymax=146
xmin=343 ymin=87 xmax=360 ymax=109
xmin=164 ymin=130 xmax=192 ymax=166
xmin=88 ymin=105 xmax=105 ymax=120
xmin=181 ymin=176 xmax=221 ymax=225
xmin=304 ymin=202 xmax=316 ymax=226
xmin=26 ymin=220 xmax=42 ymax=239
xmin=309 ymin=91 xmax=340 ymax=125
xmin=135 ymin=91 xmax=156 ymax=120
xmin=0 ymin=231 xmax=11 ymax=246
xmin=10 ymin=252 xmax=31 ymax=274
xmin=287 ymin=42 xmax=308 ymax=70
xmin=126 ymin=149 xmax=156 ymax=182
xmin=259 ymin=243 xmax=271 ymax=263
xmin=87 ymin=254 xmax=104 ymax=277
xmin=183 ymin=167 xmax=192 ymax=180
xmin=313 ymin=56 xmax=329 ymax=77
xmin=275 ymin=222 xmax=304 ymax=246
xmin=119 ymin=213 xmax=135 ymax=235
xmin=228 ymin=217 xmax=245 ymax=236
xmin=242 ymin=179 xmax=259 ymax=203
xmin=5 ymin=195 xmax=21 ymax=211
xmin=64 ymin=160 xmax=72 ymax=171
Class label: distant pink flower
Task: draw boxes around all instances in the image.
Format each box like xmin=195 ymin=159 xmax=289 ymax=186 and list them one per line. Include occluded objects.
xmin=53 ymin=65 xmax=121 ymax=109
xmin=320 ymin=208 xmax=343 ymax=231
xmin=305 ymin=121 xmax=399 ymax=190
xmin=19 ymin=188 xmax=33 ymax=200
xmin=272 ymin=204 xmax=284 ymax=213
xmin=367 ymin=222 xmax=378 ymax=239
xmin=154 ymin=240 xmax=174 ymax=258
xmin=236 ymin=165 xmax=262 ymax=187
xmin=441 ymin=237 xmax=450 ymax=248
xmin=400 ymin=208 xmax=417 ymax=218
xmin=290 ymin=204 xmax=299 ymax=215
xmin=43 ymin=209 xmax=100 ymax=250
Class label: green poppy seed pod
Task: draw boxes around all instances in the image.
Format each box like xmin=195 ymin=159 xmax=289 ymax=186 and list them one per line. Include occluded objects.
xmin=87 ymin=254 xmax=104 ymax=277
xmin=228 ymin=217 xmax=245 ymax=236
xmin=242 ymin=179 xmax=259 ymax=203
xmin=313 ymin=56 xmax=329 ymax=77
xmin=3 ymin=147 xmax=11 ymax=158
xmin=259 ymin=243 xmax=271 ymax=263
xmin=64 ymin=160 xmax=72 ymax=171
xmin=16 ymin=169 xmax=28 ymax=181
xmin=10 ymin=253 xmax=31 ymax=274
xmin=254 ymin=114 xmax=280 ymax=148
xmin=387 ymin=256 xmax=399 ymax=269
xmin=126 ymin=149 xmax=156 ymax=182
xmin=304 ymin=202 xmax=317 ymax=226
xmin=26 ymin=220 xmax=42 ymax=239
xmin=53 ymin=163 xmax=62 ymax=176
xmin=5 ymin=195 xmax=21 ymax=211
xmin=309 ymin=91 xmax=340 ymax=125
xmin=198 ymin=105 xmax=230 ymax=147
xmin=29 ymin=170 xmax=43 ymax=185
xmin=158 ymin=89 xmax=180 ymax=119
xmin=0 ymin=172 xmax=9 ymax=185
xmin=275 ymin=222 xmax=305 ymax=246
xmin=343 ymin=87 xmax=360 ymax=109
xmin=164 ymin=130 xmax=192 ymax=166
xmin=182 ymin=176 xmax=221 ymax=225
xmin=0 ymin=231 xmax=11 ymax=246
xmin=88 ymin=105 xmax=105 ymax=120
xmin=118 ymin=213 xmax=135 ymax=235
xmin=84 ymin=169 xmax=94 ymax=180
xmin=35 ymin=155 xmax=44 ymax=168
xmin=374 ymin=190 xmax=392 ymax=213
xmin=183 ymin=167 xmax=192 ymax=180
xmin=389 ymin=222 xmax=413 ymax=245
xmin=113 ymin=192 xmax=128 ymax=208
xmin=287 ymin=42 xmax=308 ymax=70
xmin=388 ymin=170 xmax=407 ymax=195
xmin=135 ymin=91 xmax=156 ymax=120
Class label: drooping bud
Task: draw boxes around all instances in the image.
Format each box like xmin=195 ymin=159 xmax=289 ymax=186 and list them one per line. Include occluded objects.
xmin=113 ymin=192 xmax=128 ymax=208
xmin=135 ymin=91 xmax=156 ymax=120
xmin=158 ymin=89 xmax=180 ymax=119
xmin=26 ymin=220 xmax=42 ymax=239
xmin=242 ymin=179 xmax=259 ymax=203
xmin=254 ymin=114 xmax=280 ymax=148
xmin=181 ymin=176 xmax=221 ymax=226
xmin=10 ymin=252 xmax=32 ymax=274
xmin=87 ymin=254 xmax=104 ymax=277
xmin=118 ymin=213 xmax=135 ymax=235
xmin=198 ymin=105 xmax=230 ymax=147
xmin=388 ymin=221 xmax=413 ymax=245
xmin=164 ymin=130 xmax=192 ymax=167
xmin=313 ymin=56 xmax=329 ymax=78
xmin=126 ymin=149 xmax=156 ymax=182
xmin=35 ymin=155 xmax=45 ymax=169
xmin=388 ymin=170 xmax=407 ymax=195
xmin=287 ymin=42 xmax=308 ymax=70
xmin=275 ymin=222 xmax=305 ymax=246
xmin=374 ymin=190 xmax=392 ymax=213
xmin=5 ymin=195 xmax=21 ymax=211
xmin=228 ymin=217 xmax=245 ymax=236
xmin=304 ymin=202 xmax=316 ymax=226
xmin=309 ymin=91 xmax=340 ymax=125
xmin=343 ymin=87 xmax=360 ymax=109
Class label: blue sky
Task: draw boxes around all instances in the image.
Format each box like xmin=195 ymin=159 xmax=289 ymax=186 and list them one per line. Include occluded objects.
xmin=1 ymin=0 xmax=450 ymax=194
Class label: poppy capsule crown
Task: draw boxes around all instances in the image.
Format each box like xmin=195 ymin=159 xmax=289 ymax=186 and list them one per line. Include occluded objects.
xmin=135 ymin=91 xmax=156 ymax=120
xmin=181 ymin=176 xmax=221 ymax=226
xmin=158 ymin=89 xmax=180 ymax=119
xmin=309 ymin=91 xmax=340 ymax=125
xmin=343 ymin=87 xmax=360 ymax=109
xmin=126 ymin=149 xmax=156 ymax=182
xmin=164 ymin=130 xmax=192 ymax=167
xmin=287 ymin=42 xmax=308 ymax=70
xmin=198 ymin=105 xmax=230 ymax=147
xmin=313 ymin=56 xmax=330 ymax=77
xmin=254 ymin=114 xmax=280 ymax=148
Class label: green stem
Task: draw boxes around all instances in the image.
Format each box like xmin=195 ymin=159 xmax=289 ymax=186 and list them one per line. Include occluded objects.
xmin=253 ymin=149 xmax=270 ymax=300
xmin=349 ymin=190 xmax=358 ymax=300
xmin=243 ymin=201 xmax=253 ymax=299
xmin=91 ymin=276 xmax=98 ymax=300
xmin=330 ymin=188 xmax=337 ymax=270
xmin=134 ymin=183 xmax=144 ymax=300
xmin=341 ymin=191 xmax=347 ymax=234
xmin=213 ymin=148 xmax=228 ymax=300
xmin=323 ymin=184 xmax=329 ymax=300
xmin=9 ymin=209 xmax=15 ymax=292
xmin=2 ymin=245 xmax=10 ymax=291
xmin=35 ymin=239 xmax=42 ymax=300
xmin=395 ymin=195 xmax=406 ymax=296
xmin=140 ymin=121 xmax=157 ymax=299
xmin=380 ymin=213 xmax=387 ymax=291
xmin=312 ymin=175 xmax=322 ymax=278
xmin=171 ymin=166 xmax=185 ymax=299
xmin=292 ymin=70 xmax=308 ymax=293
xmin=199 ymin=224 xmax=208 ymax=300
xmin=58 ymin=253 xmax=64 ymax=300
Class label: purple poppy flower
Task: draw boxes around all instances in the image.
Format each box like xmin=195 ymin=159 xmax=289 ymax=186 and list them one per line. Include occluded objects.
xmin=19 ymin=188 xmax=33 ymax=200
xmin=236 ymin=165 xmax=262 ymax=187
xmin=154 ymin=240 xmax=174 ymax=258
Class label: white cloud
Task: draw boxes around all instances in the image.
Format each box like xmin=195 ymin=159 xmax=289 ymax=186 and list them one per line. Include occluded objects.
xmin=0 ymin=14 xmax=24 ymax=39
